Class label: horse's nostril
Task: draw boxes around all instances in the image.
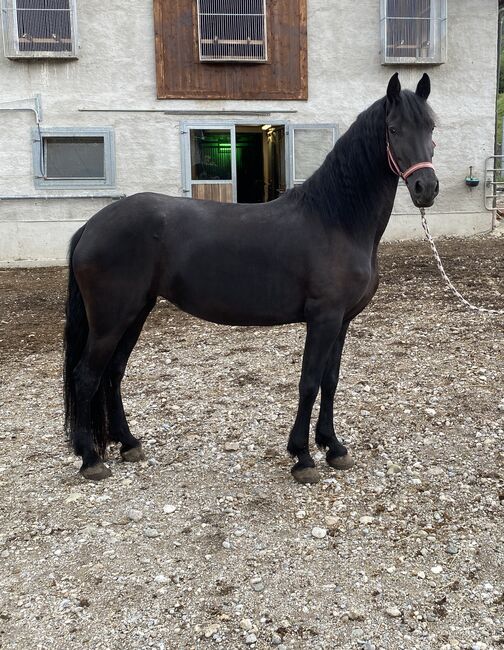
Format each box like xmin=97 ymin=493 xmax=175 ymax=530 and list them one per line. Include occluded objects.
xmin=415 ymin=180 xmax=423 ymax=195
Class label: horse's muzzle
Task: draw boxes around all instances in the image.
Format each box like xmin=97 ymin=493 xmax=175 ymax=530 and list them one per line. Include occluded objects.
xmin=409 ymin=169 xmax=439 ymax=208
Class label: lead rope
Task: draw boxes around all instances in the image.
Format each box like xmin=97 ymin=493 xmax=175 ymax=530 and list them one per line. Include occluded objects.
xmin=420 ymin=208 xmax=504 ymax=315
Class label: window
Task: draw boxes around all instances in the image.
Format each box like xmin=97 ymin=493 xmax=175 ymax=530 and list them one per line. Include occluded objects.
xmin=380 ymin=0 xmax=447 ymax=65
xmin=290 ymin=125 xmax=338 ymax=185
xmin=197 ymin=0 xmax=267 ymax=62
xmin=32 ymin=127 xmax=115 ymax=189
xmin=1 ymin=0 xmax=77 ymax=59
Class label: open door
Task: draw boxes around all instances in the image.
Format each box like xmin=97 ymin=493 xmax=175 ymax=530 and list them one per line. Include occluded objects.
xmin=182 ymin=125 xmax=237 ymax=202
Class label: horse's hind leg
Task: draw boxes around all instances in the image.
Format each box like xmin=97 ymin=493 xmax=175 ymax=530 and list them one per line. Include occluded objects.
xmin=72 ymin=331 xmax=125 ymax=480
xmin=105 ymin=300 xmax=155 ymax=462
xmin=314 ymin=322 xmax=354 ymax=470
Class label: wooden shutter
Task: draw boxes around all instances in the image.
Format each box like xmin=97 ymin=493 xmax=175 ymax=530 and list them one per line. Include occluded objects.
xmin=153 ymin=0 xmax=307 ymax=100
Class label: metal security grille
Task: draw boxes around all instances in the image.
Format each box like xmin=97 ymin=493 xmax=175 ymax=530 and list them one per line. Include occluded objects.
xmin=197 ymin=0 xmax=267 ymax=62
xmin=380 ymin=0 xmax=446 ymax=64
xmin=1 ymin=0 xmax=77 ymax=58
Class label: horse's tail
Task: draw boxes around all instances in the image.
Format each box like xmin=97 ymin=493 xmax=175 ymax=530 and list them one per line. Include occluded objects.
xmin=63 ymin=226 xmax=108 ymax=456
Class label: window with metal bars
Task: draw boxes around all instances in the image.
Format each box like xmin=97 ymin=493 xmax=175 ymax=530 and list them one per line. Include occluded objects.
xmin=32 ymin=127 xmax=115 ymax=189
xmin=380 ymin=0 xmax=446 ymax=64
xmin=1 ymin=0 xmax=77 ymax=58
xmin=196 ymin=0 xmax=267 ymax=62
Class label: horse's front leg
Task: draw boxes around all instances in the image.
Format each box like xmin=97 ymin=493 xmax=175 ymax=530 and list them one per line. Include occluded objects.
xmin=315 ymin=322 xmax=355 ymax=470
xmin=287 ymin=316 xmax=343 ymax=484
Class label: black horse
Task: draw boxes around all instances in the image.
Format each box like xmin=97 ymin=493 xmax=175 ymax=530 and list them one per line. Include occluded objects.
xmin=64 ymin=73 xmax=438 ymax=483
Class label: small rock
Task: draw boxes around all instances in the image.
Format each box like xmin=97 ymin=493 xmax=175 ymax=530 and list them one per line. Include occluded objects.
xmin=311 ymin=527 xmax=327 ymax=539
xmin=348 ymin=609 xmax=365 ymax=621
xmin=425 ymin=408 xmax=437 ymax=417
xmin=65 ymin=492 xmax=83 ymax=503
xmin=445 ymin=544 xmax=458 ymax=555
xmin=163 ymin=504 xmax=176 ymax=514
xmin=325 ymin=515 xmax=339 ymax=527
xmin=240 ymin=619 xmax=253 ymax=631
xmin=204 ymin=624 xmax=220 ymax=638
xmin=144 ymin=527 xmax=160 ymax=538
xmin=385 ymin=606 xmax=402 ymax=618
xmin=224 ymin=441 xmax=240 ymax=452
xmin=431 ymin=565 xmax=443 ymax=574
xmin=271 ymin=633 xmax=282 ymax=645
xmin=386 ymin=462 xmax=402 ymax=475
xmin=245 ymin=633 xmax=257 ymax=645
xmin=154 ymin=574 xmax=168 ymax=584
xmin=359 ymin=516 xmax=374 ymax=525
xmin=126 ymin=509 xmax=143 ymax=522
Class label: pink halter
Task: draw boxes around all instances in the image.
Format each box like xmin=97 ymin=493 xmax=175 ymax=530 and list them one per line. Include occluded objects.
xmin=386 ymin=138 xmax=436 ymax=183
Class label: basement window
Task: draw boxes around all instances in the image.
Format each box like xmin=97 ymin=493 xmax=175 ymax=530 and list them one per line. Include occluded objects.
xmin=32 ymin=127 xmax=115 ymax=189
xmin=1 ymin=0 xmax=78 ymax=59
xmin=380 ymin=0 xmax=446 ymax=64
xmin=196 ymin=0 xmax=267 ymax=62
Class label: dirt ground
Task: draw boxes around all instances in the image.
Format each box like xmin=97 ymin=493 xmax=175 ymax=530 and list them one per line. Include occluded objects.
xmin=0 ymin=235 xmax=503 ymax=650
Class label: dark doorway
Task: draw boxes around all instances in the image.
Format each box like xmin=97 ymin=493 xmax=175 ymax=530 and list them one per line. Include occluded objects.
xmin=236 ymin=125 xmax=286 ymax=203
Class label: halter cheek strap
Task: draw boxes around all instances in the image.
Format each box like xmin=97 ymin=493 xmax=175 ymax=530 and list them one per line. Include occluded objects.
xmin=386 ymin=139 xmax=436 ymax=183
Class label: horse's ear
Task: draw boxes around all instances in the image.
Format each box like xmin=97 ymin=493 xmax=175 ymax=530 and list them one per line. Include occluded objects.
xmin=415 ymin=73 xmax=431 ymax=101
xmin=386 ymin=73 xmax=401 ymax=104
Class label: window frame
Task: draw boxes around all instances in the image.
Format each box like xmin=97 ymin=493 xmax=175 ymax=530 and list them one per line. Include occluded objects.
xmin=196 ymin=0 xmax=268 ymax=63
xmin=32 ymin=127 xmax=116 ymax=190
xmin=380 ymin=0 xmax=447 ymax=65
xmin=1 ymin=0 xmax=78 ymax=59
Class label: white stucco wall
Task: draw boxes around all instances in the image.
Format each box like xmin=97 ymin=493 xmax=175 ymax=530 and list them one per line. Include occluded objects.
xmin=0 ymin=0 xmax=498 ymax=265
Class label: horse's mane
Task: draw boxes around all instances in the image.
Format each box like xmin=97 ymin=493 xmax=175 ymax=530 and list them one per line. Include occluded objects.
xmin=288 ymin=90 xmax=435 ymax=236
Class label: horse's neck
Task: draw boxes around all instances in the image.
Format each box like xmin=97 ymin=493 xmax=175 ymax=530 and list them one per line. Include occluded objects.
xmin=303 ymin=105 xmax=399 ymax=244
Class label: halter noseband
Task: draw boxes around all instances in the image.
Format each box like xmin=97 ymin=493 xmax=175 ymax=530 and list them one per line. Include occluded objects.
xmin=386 ymin=135 xmax=436 ymax=183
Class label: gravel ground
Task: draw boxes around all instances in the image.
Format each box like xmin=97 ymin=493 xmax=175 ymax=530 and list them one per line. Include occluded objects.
xmin=0 ymin=234 xmax=503 ymax=650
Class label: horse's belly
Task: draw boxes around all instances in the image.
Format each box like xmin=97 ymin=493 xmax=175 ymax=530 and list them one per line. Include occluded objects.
xmin=161 ymin=268 xmax=305 ymax=326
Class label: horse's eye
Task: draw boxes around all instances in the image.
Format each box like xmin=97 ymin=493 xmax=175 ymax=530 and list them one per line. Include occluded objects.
xmin=389 ymin=127 xmax=397 ymax=135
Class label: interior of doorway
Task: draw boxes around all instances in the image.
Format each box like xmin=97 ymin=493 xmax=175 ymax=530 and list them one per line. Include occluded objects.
xmin=236 ymin=125 xmax=286 ymax=203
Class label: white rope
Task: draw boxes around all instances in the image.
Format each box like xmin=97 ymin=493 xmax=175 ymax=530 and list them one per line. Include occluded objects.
xmin=420 ymin=208 xmax=504 ymax=316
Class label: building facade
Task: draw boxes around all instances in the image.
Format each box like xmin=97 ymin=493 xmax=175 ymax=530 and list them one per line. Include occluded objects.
xmin=0 ymin=0 xmax=499 ymax=265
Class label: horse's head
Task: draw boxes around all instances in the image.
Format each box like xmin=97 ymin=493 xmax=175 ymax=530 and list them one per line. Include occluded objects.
xmin=386 ymin=73 xmax=439 ymax=208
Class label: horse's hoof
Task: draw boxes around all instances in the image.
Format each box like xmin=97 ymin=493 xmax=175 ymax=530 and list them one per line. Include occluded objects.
xmin=120 ymin=444 xmax=145 ymax=463
xmin=292 ymin=466 xmax=321 ymax=484
xmin=327 ymin=452 xmax=355 ymax=470
xmin=80 ymin=462 xmax=112 ymax=481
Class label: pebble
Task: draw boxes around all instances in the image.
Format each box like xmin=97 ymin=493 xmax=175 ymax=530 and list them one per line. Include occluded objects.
xmin=325 ymin=515 xmax=339 ymax=527
xmin=425 ymin=408 xmax=437 ymax=417
xmin=126 ymin=509 xmax=143 ymax=522
xmin=359 ymin=516 xmax=374 ymax=525
xmin=154 ymin=574 xmax=168 ymax=584
xmin=348 ymin=609 xmax=365 ymax=621
xmin=204 ymin=624 xmax=220 ymax=638
xmin=224 ymin=441 xmax=240 ymax=452
xmin=385 ymin=606 xmax=402 ymax=618
xmin=245 ymin=633 xmax=257 ymax=644
xmin=271 ymin=633 xmax=282 ymax=645
xmin=144 ymin=527 xmax=160 ymax=538
xmin=250 ymin=577 xmax=264 ymax=592
xmin=163 ymin=504 xmax=176 ymax=514
xmin=311 ymin=527 xmax=327 ymax=539
xmin=431 ymin=565 xmax=443 ymax=574
xmin=445 ymin=544 xmax=458 ymax=555
xmin=386 ymin=462 xmax=402 ymax=475
xmin=240 ymin=619 xmax=253 ymax=631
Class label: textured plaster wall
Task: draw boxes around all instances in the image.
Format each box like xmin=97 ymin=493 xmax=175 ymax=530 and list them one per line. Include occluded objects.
xmin=0 ymin=0 xmax=498 ymax=265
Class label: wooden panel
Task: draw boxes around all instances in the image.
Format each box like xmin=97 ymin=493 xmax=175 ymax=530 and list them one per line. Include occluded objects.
xmin=192 ymin=183 xmax=233 ymax=202
xmin=154 ymin=0 xmax=307 ymax=100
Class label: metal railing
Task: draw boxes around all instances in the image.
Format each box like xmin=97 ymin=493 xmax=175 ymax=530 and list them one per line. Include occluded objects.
xmin=485 ymin=155 xmax=504 ymax=228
